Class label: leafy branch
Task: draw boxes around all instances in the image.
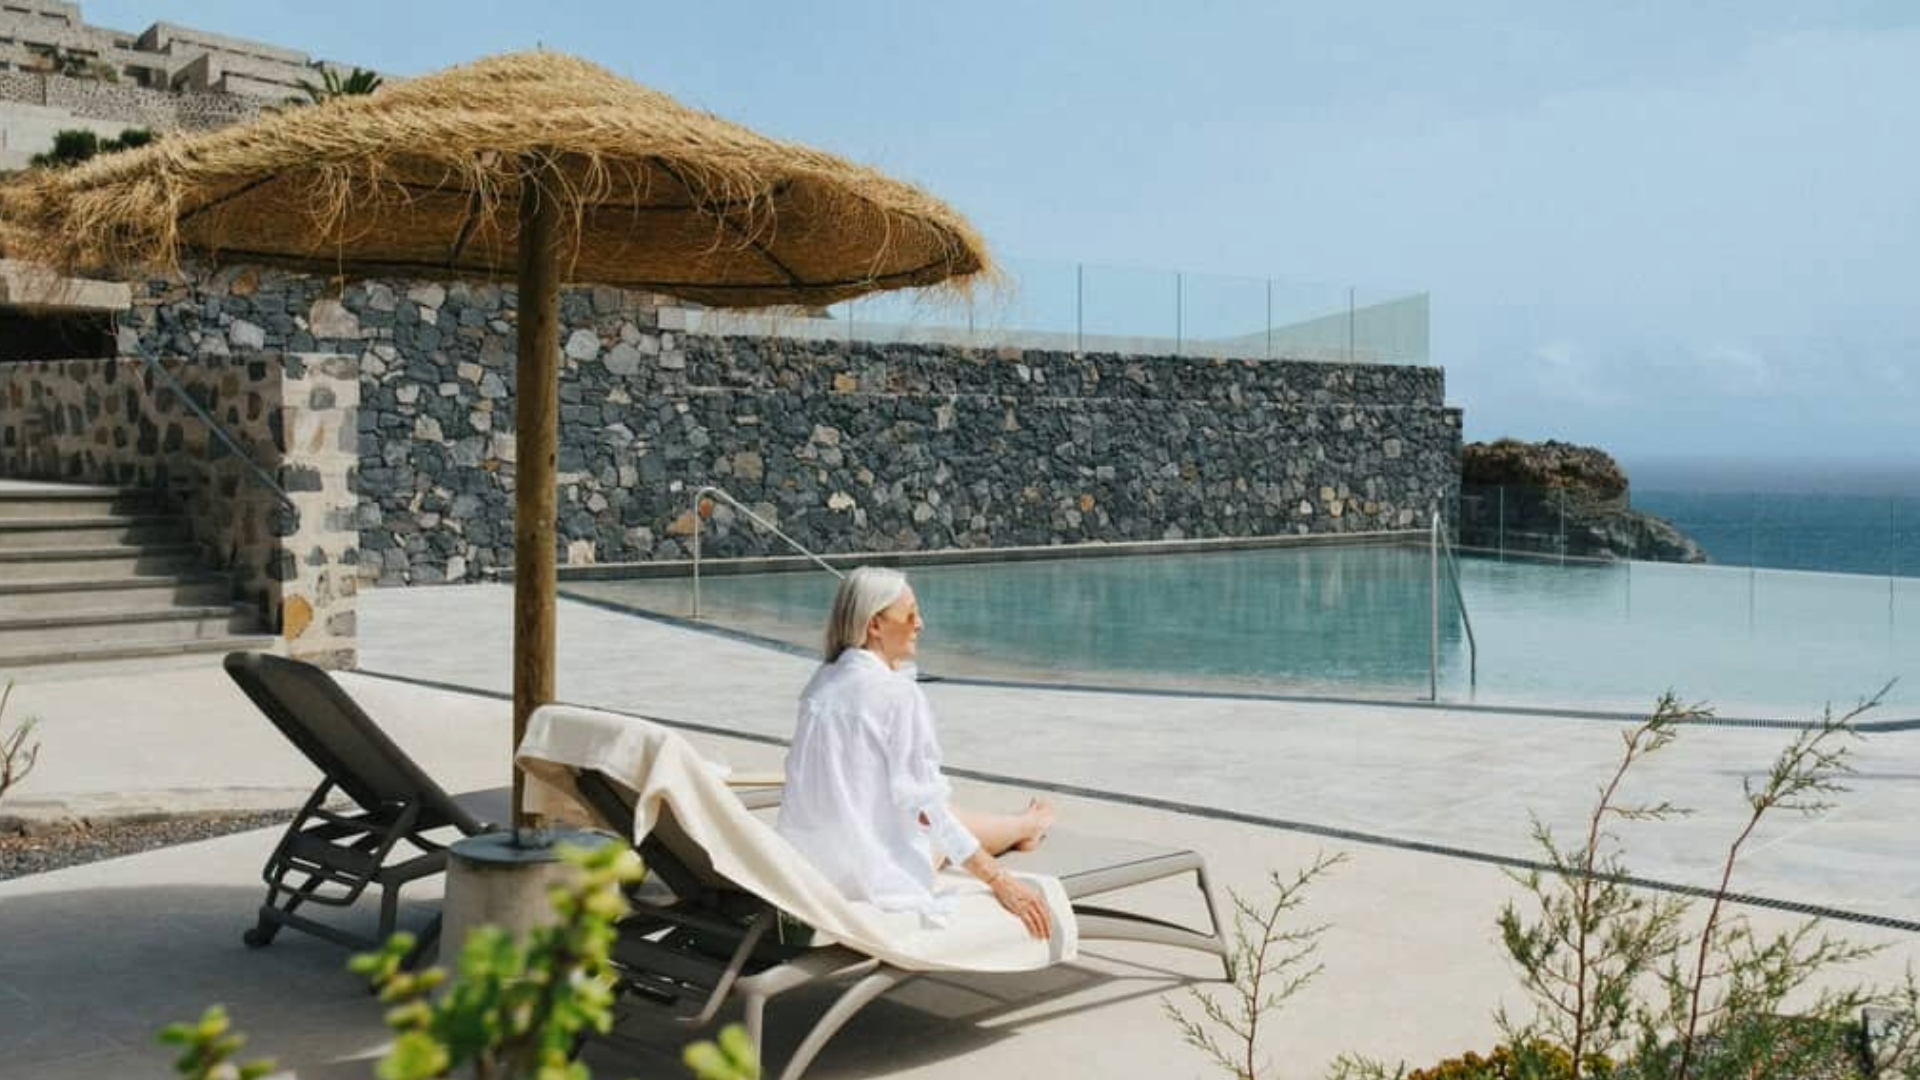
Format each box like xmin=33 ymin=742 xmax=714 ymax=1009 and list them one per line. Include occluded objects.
xmin=158 ymin=1005 xmax=277 ymax=1080
xmin=1 ymin=678 xmax=40 ymax=805
xmin=1496 ymin=692 xmax=1703 ymax=1073
xmin=351 ymin=841 xmax=642 ymax=1080
xmin=291 ymin=66 xmax=384 ymax=105
xmin=1164 ymin=850 xmax=1346 ymax=1080
xmin=1661 ymin=687 xmax=1885 ymax=1080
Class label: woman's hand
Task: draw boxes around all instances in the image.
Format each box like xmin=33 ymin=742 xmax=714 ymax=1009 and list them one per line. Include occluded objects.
xmin=988 ymin=870 xmax=1052 ymax=939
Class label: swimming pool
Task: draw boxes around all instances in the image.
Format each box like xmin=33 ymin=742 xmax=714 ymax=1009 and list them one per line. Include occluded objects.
xmin=563 ymin=543 xmax=1918 ymax=718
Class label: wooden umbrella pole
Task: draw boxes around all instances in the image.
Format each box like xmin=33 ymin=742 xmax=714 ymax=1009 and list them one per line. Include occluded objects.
xmin=512 ymin=153 xmax=563 ymax=829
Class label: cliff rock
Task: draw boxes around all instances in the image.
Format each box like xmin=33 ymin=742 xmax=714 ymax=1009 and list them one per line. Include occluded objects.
xmin=1458 ymin=438 xmax=1706 ymax=563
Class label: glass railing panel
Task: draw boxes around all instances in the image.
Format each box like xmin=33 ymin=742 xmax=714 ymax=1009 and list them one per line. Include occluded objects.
xmin=1175 ymin=269 xmax=1269 ymax=360
xmin=840 ymin=285 xmax=978 ymax=349
xmin=1631 ymin=489 xmax=1757 ymax=569
xmin=1350 ymin=288 xmax=1430 ymax=366
xmin=559 ymin=526 xmax=1914 ymax=715
xmin=676 ymin=258 xmax=1430 ymax=366
xmin=1262 ymin=279 xmax=1358 ymax=364
xmin=1896 ymin=495 xmax=1919 ymax=579
xmin=969 ymin=255 xmax=1080 ymax=353
xmin=1632 ymin=488 xmax=1918 ymax=578
xmin=1456 ymin=483 xmax=1582 ymax=561
xmin=1457 ymin=484 xmax=1920 ymax=578
xmin=682 ymin=304 xmax=846 ymax=344
xmin=1077 ymin=261 xmax=1181 ymax=356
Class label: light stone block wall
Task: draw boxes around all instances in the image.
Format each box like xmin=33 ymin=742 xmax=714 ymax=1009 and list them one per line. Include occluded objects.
xmin=0 ymin=347 xmax=361 ymax=667
xmin=273 ymin=354 xmax=360 ymax=667
xmin=0 ymin=69 xmax=263 ymax=166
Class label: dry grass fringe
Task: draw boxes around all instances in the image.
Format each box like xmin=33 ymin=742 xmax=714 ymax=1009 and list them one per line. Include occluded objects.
xmin=0 ymin=51 xmax=992 ymax=309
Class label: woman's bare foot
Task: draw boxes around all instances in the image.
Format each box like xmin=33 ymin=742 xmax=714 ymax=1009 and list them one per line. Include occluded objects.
xmin=1010 ymin=797 xmax=1056 ymax=851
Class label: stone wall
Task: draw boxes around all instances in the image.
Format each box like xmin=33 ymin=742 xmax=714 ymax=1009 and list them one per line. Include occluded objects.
xmin=311 ymin=274 xmax=1455 ymax=583
xmin=3 ymin=266 xmax=1459 ymax=616
xmin=0 ymin=326 xmax=361 ymax=666
xmin=0 ymin=70 xmax=261 ymax=134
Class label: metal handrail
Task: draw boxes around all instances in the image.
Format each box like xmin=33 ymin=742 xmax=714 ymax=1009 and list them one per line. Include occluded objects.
xmin=124 ymin=330 xmax=300 ymax=528
xmin=1429 ymin=507 xmax=1479 ymax=699
xmin=690 ymin=485 xmax=844 ymax=619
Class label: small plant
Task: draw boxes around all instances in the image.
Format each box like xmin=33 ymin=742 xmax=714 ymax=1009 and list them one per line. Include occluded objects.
xmin=1329 ymin=686 xmax=1910 ymax=1080
xmin=1402 ymin=1040 xmax=1613 ymax=1080
xmin=351 ymin=841 xmax=644 ymax=1080
xmin=28 ymin=127 xmax=156 ymax=168
xmin=0 ymin=677 xmax=40 ymax=806
xmin=291 ymin=66 xmax=384 ymax=104
xmin=683 ymin=1025 xmax=760 ymax=1080
xmin=166 ymin=839 xmax=759 ymax=1080
xmin=1164 ymin=850 xmax=1345 ymax=1080
xmin=1504 ymin=690 xmax=1891 ymax=1080
xmin=159 ymin=1005 xmax=277 ymax=1080
xmin=1493 ymin=693 xmax=1702 ymax=1069
xmin=112 ymin=127 xmax=155 ymax=151
xmin=1632 ymin=692 xmax=1883 ymax=1080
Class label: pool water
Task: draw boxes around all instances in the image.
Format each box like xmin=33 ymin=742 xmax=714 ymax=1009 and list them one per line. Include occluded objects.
xmin=565 ymin=544 xmax=1918 ymax=718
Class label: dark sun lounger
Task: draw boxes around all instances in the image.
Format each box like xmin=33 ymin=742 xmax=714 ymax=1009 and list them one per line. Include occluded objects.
xmin=223 ymin=651 xmax=510 ymax=960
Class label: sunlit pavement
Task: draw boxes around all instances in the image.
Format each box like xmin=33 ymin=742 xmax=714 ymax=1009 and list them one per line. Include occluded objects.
xmin=3 ymin=582 xmax=1914 ymax=1079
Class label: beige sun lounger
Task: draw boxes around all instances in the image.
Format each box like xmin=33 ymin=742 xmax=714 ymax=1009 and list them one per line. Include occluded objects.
xmin=516 ymin=704 xmax=1228 ymax=1080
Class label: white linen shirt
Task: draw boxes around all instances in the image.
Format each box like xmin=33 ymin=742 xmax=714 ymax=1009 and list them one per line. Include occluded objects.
xmin=778 ymin=647 xmax=981 ymax=919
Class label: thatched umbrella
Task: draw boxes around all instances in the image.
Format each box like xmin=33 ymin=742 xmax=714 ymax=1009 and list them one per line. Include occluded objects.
xmin=0 ymin=51 xmax=990 ymax=824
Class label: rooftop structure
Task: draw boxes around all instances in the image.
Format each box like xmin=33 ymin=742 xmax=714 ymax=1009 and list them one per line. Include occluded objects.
xmin=0 ymin=0 xmax=367 ymax=168
xmin=0 ymin=0 xmax=333 ymax=95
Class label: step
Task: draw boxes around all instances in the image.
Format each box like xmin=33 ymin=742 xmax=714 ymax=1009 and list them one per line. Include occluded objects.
xmin=0 ymin=544 xmax=203 ymax=582
xmin=0 ymin=606 xmax=261 ymax=652
xmin=0 ymin=516 xmax=189 ymax=551
xmin=0 ymin=634 xmax=281 ymax=673
xmin=0 ymin=480 xmax=128 ymax=496
xmin=0 ymin=575 xmax=237 ymax=619
xmin=0 ymin=488 xmax=165 ymax=521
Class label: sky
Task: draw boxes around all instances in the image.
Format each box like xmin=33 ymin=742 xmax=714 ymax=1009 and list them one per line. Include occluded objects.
xmin=84 ymin=1 xmax=1920 ymax=487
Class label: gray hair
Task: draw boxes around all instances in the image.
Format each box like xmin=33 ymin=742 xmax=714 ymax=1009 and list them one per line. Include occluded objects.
xmin=824 ymin=566 xmax=909 ymax=661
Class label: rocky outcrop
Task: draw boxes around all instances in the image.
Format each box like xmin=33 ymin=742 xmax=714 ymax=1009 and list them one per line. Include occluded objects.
xmin=1458 ymin=438 xmax=1706 ymax=563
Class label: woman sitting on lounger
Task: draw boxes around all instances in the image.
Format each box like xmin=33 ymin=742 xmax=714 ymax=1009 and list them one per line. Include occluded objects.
xmin=778 ymin=566 xmax=1056 ymax=939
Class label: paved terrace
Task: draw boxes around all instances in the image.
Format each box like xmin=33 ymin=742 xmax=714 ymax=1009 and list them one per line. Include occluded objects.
xmin=2 ymin=582 xmax=1915 ymax=1079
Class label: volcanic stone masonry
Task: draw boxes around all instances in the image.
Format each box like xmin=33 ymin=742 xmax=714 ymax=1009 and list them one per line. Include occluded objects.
xmin=4 ymin=266 xmax=1461 ymax=593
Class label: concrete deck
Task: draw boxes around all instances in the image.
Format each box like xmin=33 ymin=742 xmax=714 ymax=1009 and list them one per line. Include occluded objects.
xmin=2 ymin=582 xmax=1914 ymax=1079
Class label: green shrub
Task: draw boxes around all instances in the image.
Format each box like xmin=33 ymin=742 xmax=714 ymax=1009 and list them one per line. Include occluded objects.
xmin=291 ymin=66 xmax=384 ymax=105
xmin=349 ymin=841 xmax=647 ymax=1080
xmin=27 ymin=127 xmax=156 ymax=168
xmin=165 ymin=841 xmax=759 ymax=1080
xmin=30 ymin=128 xmax=98 ymax=168
xmin=1332 ymin=687 xmax=1914 ymax=1080
xmin=159 ymin=1006 xmax=276 ymax=1080
xmin=109 ymin=127 xmax=155 ymax=151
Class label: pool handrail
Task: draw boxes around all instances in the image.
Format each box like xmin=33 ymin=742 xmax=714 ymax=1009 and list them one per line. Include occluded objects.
xmin=689 ymin=485 xmax=846 ymax=619
xmin=1430 ymin=507 xmax=1479 ymax=699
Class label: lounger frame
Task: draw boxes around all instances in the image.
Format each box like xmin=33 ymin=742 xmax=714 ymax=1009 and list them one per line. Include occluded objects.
xmin=571 ymin=767 xmax=1229 ymax=1080
xmin=223 ymin=651 xmax=508 ymax=961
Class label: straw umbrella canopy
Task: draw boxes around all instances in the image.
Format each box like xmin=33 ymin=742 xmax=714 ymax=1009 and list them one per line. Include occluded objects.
xmin=0 ymin=51 xmax=991 ymax=823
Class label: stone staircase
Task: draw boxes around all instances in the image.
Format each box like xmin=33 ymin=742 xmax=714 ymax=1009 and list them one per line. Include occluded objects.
xmin=0 ymin=481 xmax=277 ymax=670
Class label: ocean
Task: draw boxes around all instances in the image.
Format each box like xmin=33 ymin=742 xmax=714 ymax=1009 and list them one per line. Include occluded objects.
xmin=1625 ymin=458 xmax=1920 ymax=578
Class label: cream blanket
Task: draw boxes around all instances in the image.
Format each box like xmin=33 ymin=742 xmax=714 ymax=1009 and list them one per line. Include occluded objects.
xmin=515 ymin=704 xmax=1077 ymax=973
